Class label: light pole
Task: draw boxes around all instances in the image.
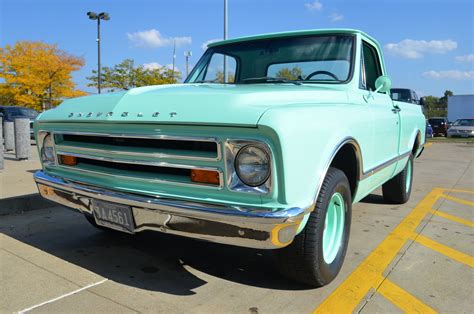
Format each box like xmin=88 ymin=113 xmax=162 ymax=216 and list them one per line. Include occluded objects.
xmin=172 ymin=39 xmax=176 ymax=80
xmin=223 ymin=0 xmax=228 ymax=83
xmin=87 ymin=11 xmax=110 ymax=94
xmin=184 ymin=51 xmax=192 ymax=77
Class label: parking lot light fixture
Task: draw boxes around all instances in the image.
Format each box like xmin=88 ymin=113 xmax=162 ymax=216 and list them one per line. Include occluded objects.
xmin=87 ymin=11 xmax=110 ymax=94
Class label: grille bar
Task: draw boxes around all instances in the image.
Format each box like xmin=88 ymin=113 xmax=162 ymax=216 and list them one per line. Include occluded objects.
xmin=57 ymin=152 xmax=224 ymax=189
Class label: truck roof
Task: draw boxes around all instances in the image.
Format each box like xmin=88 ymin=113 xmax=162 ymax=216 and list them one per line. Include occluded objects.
xmin=207 ymin=28 xmax=376 ymax=48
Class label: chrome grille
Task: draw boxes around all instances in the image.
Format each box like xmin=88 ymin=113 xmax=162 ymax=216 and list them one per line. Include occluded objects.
xmin=51 ymin=131 xmax=223 ymax=189
xmin=53 ymin=131 xmax=221 ymax=161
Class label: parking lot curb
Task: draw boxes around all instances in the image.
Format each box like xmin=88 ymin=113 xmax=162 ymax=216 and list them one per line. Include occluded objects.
xmin=0 ymin=193 xmax=55 ymax=216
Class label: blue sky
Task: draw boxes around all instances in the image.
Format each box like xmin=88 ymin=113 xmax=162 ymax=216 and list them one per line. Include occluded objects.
xmin=1 ymin=0 xmax=473 ymax=96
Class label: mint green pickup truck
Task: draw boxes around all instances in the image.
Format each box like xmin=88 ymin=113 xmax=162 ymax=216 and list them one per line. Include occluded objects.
xmin=34 ymin=29 xmax=425 ymax=286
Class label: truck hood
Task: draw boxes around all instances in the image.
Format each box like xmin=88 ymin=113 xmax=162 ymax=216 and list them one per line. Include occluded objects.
xmin=38 ymin=84 xmax=348 ymax=127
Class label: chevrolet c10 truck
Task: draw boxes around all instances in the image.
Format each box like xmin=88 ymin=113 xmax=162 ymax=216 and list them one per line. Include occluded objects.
xmin=34 ymin=29 xmax=426 ymax=286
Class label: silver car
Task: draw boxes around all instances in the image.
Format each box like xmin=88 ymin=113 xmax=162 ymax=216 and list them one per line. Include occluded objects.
xmin=447 ymin=118 xmax=474 ymax=138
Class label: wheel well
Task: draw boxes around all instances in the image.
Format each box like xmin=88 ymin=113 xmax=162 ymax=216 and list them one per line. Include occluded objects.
xmin=412 ymin=131 xmax=421 ymax=156
xmin=329 ymin=144 xmax=359 ymax=199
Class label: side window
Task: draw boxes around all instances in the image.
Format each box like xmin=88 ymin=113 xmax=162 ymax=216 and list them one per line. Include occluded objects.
xmin=361 ymin=42 xmax=382 ymax=91
xmin=197 ymin=53 xmax=237 ymax=83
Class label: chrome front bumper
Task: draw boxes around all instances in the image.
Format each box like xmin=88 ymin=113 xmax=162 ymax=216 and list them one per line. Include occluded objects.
xmin=34 ymin=171 xmax=309 ymax=249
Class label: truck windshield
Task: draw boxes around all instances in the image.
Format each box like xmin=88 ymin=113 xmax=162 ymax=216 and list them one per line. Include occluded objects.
xmin=391 ymin=89 xmax=412 ymax=102
xmin=186 ymin=34 xmax=354 ymax=85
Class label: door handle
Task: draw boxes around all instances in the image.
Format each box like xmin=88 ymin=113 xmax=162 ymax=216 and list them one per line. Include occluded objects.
xmin=392 ymin=108 xmax=401 ymax=113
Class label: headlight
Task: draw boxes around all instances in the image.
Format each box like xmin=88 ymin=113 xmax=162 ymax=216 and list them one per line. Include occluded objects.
xmin=235 ymin=145 xmax=270 ymax=186
xmin=41 ymin=134 xmax=56 ymax=166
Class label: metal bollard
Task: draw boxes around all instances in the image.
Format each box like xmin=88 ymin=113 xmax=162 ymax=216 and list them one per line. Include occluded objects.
xmin=4 ymin=121 xmax=14 ymax=151
xmin=0 ymin=117 xmax=3 ymax=170
xmin=14 ymin=118 xmax=31 ymax=160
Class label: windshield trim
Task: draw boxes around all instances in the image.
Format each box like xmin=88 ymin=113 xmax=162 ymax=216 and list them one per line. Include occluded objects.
xmin=185 ymin=33 xmax=356 ymax=85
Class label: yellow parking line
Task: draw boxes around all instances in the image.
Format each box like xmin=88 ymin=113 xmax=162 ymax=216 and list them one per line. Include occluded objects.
xmin=314 ymin=188 xmax=443 ymax=313
xmin=430 ymin=209 xmax=474 ymax=227
xmin=441 ymin=188 xmax=474 ymax=194
xmin=413 ymin=234 xmax=474 ymax=268
xmin=424 ymin=143 xmax=433 ymax=148
xmin=441 ymin=194 xmax=474 ymax=207
xmin=377 ymin=278 xmax=437 ymax=314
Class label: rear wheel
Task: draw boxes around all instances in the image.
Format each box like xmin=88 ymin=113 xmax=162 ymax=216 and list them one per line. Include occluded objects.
xmin=275 ymin=167 xmax=352 ymax=287
xmin=382 ymin=154 xmax=413 ymax=204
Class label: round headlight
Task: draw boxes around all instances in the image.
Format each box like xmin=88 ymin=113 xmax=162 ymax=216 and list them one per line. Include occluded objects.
xmin=235 ymin=145 xmax=270 ymax=187
xmin=41 ymin=134 xmax=56 ymax=165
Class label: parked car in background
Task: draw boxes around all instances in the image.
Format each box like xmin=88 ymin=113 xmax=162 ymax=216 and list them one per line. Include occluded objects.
xmin=447 ymin=118 xmax=474 ymax=138
xmin=426 ymin=121 xmax=433 ymax=138
xmin=390 ymin=88 xmax=420 ymax=105
xmin=33 ymin=29 xmax=426 ymax=287
xmin=428 ymin=117 xmax=449 ymax=137
xmin=0 ymin=106 xmax=39 ymax=139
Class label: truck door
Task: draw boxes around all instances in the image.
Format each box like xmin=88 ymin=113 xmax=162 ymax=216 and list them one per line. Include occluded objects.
xmin=361 ymin=41 xmax=400 ymax=178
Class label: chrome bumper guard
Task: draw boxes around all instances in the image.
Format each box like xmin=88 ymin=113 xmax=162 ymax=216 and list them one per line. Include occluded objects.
xmin=34 ymin=171 xmax=308 ymax=249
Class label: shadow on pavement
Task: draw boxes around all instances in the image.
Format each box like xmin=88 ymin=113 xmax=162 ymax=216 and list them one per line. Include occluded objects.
xmin=1 ymin=208 xmax=311 ymax=296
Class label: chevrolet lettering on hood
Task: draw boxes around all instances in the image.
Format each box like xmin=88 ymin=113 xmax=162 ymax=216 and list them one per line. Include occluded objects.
xmin=33 ymin=29 xmax=426 ymax=287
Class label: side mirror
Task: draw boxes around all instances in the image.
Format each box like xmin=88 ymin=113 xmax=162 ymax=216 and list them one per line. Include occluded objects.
xmin=419 ymin=97 xmax=425 ymax=107
xmin=374 ymin=75 xmax=392 ymax=93
xmin=364 ymin=75 xmax=392 ymax=102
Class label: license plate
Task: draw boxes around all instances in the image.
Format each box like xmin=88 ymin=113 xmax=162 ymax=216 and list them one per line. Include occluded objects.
xmin=92 ymin=200 xmax=135 ymax=233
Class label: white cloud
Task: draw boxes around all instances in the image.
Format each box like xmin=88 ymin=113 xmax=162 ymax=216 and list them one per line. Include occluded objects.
xmin=305 ymin=0 xmax=322 ymax=11
xmin=142 ymin=62 xmax=162 ymax=70
xmin=201 ymin=38 xmax=220 ymax=50
xmin=329 ymin=13 xmax=343 ymax=22
xmin=142 ymin=62 xmax=180 ymax=73
xmin=455 ymin=54 xmax=474 ymax=62
xmin=127 ymin=29 xmax=191 ymax=48
xmin=422 ymin=70 xmax=474 ymax=80
xmin=384 ymin=39 xmax=457 ymax=59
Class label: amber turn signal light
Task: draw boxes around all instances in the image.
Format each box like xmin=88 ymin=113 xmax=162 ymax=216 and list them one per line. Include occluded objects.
xmin=59 ymin=155 xmax=77 ymax=166
xmin=190 ymin=169 xmax=220 ymax=185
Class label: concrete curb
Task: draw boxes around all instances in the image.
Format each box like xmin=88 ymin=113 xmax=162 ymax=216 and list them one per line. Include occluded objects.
xmin=0 ymin=193 xmax=55 ymax=216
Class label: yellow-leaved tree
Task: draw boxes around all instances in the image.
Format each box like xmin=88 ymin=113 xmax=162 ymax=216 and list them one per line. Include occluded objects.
xmin=0 ymin=41 xmax=87 ymax=111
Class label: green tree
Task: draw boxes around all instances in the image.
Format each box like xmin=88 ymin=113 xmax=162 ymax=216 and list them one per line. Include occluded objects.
xmin=87 ymin=59 xmax=181 ymax=92
xmin=215 ymin=70 xmax=235 ymax=83
xmin=439 ymin=90 xmax=453 ymax=107
xmin=275 ymin=67 xmax=303 ymax=80
xmin=422 ymin=90 xmax=454 ymax=118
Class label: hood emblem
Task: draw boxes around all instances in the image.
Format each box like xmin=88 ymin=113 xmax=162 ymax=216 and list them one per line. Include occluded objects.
xmin=67 ymin=111 xmax=177 ymax=118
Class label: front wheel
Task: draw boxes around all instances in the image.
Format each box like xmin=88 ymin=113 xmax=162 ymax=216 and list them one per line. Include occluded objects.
xmin=382 ymin=154 xmax=413 ymax=204
xmin=275 ymin=167 xmax=352 ymax=287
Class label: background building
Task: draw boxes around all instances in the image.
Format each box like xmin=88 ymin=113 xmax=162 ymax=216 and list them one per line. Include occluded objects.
xmin=448 ymin=95 xmax=474 ymax=121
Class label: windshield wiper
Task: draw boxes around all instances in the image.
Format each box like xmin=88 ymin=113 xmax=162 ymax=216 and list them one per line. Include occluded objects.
xmin=242 ymin=76 xmax=302 ymax=85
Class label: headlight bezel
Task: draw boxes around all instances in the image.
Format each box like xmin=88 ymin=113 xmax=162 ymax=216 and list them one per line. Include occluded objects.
xmin=225 ymin=140 xmax=272 ymax=194
xmin=38 ymin=131 xmax=57 ymax=167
